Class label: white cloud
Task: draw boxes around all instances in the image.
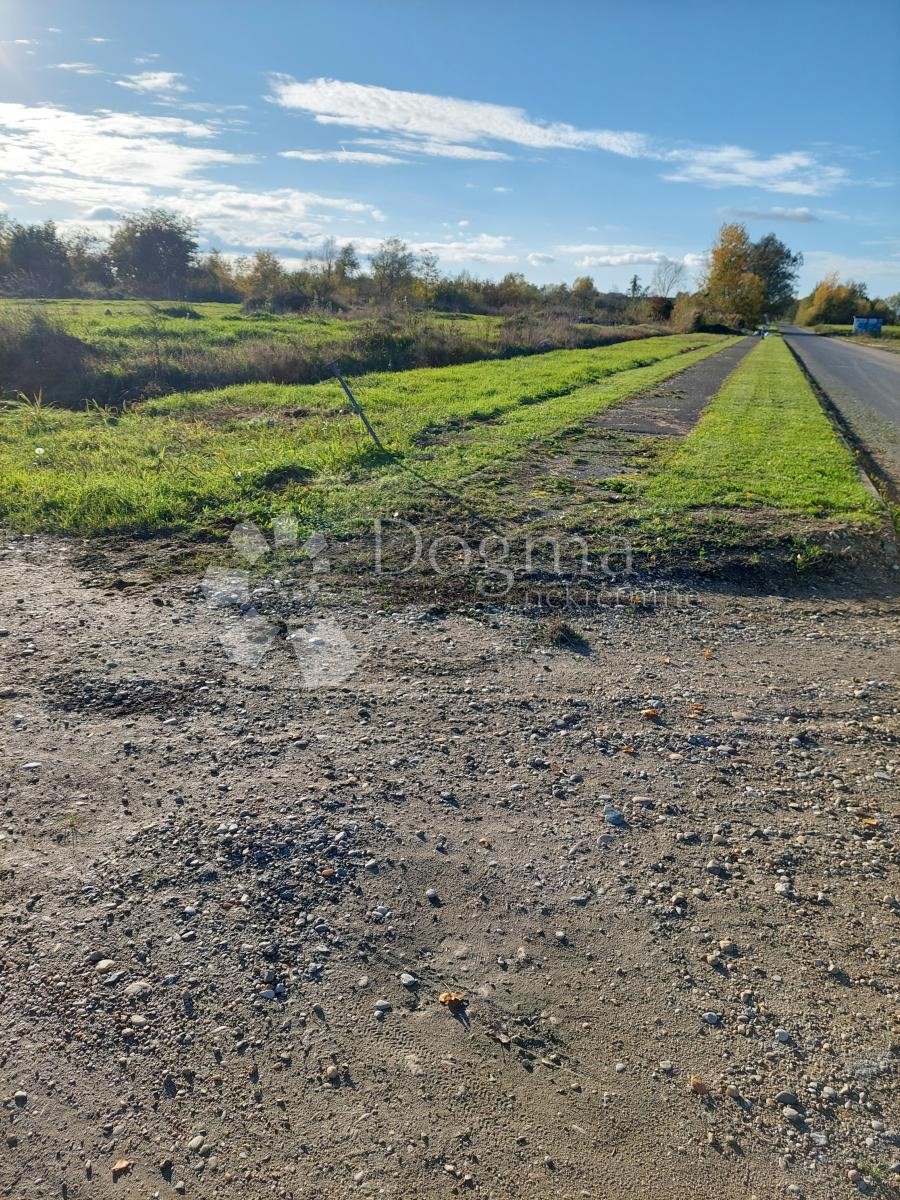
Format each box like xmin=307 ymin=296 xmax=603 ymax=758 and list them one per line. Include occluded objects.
xmin=354 ymin=136 xmax=510 ymax=161
xmin=0 ymin=101 xmax=387 ymax=254
xmin=269 ymin=76 xmax=648 ymax=156
xmin=87 ymin=37 xmax=111 ymax=44
xmin=661 ymin=147 xmax=847 ymax=196
xmin=50 ymin=62 xmax=104 ymax=75
xmin=47 ymin=28 xmax=63 ymax=34
xmin=268 ymin=76 xmax=850 ymax=196
xmin=556 ymin=242 xmax=697 ymax=269
xmin=722 ymin=205 xmax=822 ymax=223
xmin=412 ymin=233 xmax=516 ymax=264
xmin=116 ymin=71 xmax=188 ymax=96
xmin=0 ymin=103 xmax=242 ymax=190
xmin=493 ymin=186 xmax=511 ymax=193
xmin=279 ymin=148 xmax=403 ymax=165
xmin=527 ymin=252 xmax=555 ymax=265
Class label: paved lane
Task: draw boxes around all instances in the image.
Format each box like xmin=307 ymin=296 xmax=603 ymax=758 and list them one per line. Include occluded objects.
xmin=781 ymin=325 xmax=900 ymax=492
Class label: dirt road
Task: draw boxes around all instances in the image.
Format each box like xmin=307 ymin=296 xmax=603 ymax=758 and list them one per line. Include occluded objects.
xmin=1 ymin=535 xmax=898 ymax=1199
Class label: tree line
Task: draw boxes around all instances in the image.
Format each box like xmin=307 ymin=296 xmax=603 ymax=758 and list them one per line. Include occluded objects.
xmin=0 ymin=208 xmax=896 ymax=327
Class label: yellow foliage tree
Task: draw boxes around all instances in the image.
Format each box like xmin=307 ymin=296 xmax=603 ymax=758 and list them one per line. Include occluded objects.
xmin=704 ymin=223 xmax=765 ymax=326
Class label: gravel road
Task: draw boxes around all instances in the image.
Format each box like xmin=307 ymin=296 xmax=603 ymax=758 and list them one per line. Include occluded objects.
xmin=1 ymin=535 xmax=898 ymax=1199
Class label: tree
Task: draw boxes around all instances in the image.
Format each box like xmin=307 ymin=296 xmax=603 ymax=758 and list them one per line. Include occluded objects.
xmin=237 ymin=250 xmax=286 ymax=305
xmin=108 ymin=208 xmax=197 ymax=298
xmin=1 ymin=219 xmax=72 ymax=295
xmin=319 ymin=236 xmax=338 ymax=281
xmin=626 ymin=274 xmax=648 ymax=299
xmin=794 ymin=273 xmax=894 ymax=325
xmin=704 ymin=223 xmax=765 ymax=326
xmin=63 ymin=227 xmax=114 ymax=292
xmin=651 ymin=259 xmax=686 ymax=298
xmin=571 ymin=275 xmax=600 ymax=314
xmin=189 ymin=249 xmax=240 ymax=301
xmin=748 ymin=233 xmax=802 ymax=315
xmin=416 ymin=249 xmax=440 ymax=302
xmin=369 ymin=237 xmax=416 ymax=301
xmin=335 ymin=242 xmax=359 ymax=281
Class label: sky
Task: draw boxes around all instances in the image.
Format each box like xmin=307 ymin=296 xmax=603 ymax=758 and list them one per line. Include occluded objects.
xmin=1 ymin=0 xmax=898 ymax=295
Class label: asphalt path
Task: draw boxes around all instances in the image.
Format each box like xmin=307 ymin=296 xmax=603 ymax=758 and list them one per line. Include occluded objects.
xmin=781 ymin=325 xmax=900 ymax=492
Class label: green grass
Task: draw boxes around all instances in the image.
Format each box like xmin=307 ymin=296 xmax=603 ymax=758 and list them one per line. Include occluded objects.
xmin=0 ymin=333 xmax=729 ymax=536
xmin=0 ymin=298 xmax=364 ymax=350
xmin=641 ymin=336 xmax=878 ymax=519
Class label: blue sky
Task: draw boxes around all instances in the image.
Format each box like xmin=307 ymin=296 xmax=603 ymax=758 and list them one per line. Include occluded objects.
xmin=1 ymin=0 xmax=898 ymax=294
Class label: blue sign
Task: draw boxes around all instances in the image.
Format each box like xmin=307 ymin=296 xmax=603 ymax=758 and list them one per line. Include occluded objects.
xmin=852 ymin=317 xmax=883 ymax=334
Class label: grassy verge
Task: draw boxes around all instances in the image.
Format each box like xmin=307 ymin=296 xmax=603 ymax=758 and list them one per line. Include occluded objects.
xmin=0 ymin=334 xmax=729 ymax=536
xmin=564 ymin=335 xmax=885 ymax=572
xmin=812 ymin=323 xmax=900 ymax=354
xmin=642 ymin=336 xmax=877 ymax=517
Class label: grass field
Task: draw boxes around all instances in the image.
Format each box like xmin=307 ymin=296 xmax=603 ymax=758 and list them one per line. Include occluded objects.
xmin=0 ymin=333 xmax=728 ymax=536
xmin=0 ymin=299 xmax=662 ymax=406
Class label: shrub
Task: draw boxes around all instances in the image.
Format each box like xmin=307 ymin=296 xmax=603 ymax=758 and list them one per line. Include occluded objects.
xmin=0 ymin=308 xmax=94 ymax=404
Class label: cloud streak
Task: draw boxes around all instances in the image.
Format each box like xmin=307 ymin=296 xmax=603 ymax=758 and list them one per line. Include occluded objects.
xmin=116 ymin=71 xmax=188 ymax=96
xmin=280 ymin=148 xmax=404 ymax=165
xmin=269 ymin=76 xmax=850 ymax=195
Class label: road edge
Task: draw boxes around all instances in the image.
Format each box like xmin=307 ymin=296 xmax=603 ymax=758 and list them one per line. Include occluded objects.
xmin=781 ymin=333 xmax=898 ymax=508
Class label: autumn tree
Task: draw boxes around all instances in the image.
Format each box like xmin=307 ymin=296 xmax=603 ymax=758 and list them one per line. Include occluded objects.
xmin=570 ymin=275 xmax=600 ymax=314
xmin=704 ymin=223 xmax=765 ymax=326
xmin=795 ymin=274 xmax=893 ymax=325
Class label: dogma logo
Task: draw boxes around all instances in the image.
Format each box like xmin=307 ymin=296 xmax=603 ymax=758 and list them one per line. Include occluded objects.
xmin=201 ymin=517 xmax=360 ymax=687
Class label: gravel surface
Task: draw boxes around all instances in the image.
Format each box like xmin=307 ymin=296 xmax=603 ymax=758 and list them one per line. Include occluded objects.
xmin=1 ymin=535 xmax=898 ymax=1199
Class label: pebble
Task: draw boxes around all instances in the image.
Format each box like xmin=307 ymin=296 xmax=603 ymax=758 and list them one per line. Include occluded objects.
xmin=399 ymin=972 xmax=418 ymax=988
xmin=703 ymin=1011 xmax=721 ymax=1026
xmin=124 ymin=980 xmax=152 ymax=999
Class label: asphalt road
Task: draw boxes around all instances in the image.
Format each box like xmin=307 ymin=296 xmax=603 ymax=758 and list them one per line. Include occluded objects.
xmin=781 ymin=324 xmax=900 ymax=493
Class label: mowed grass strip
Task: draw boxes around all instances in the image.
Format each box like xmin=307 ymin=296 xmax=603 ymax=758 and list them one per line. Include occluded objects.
xmin=643 ymin=336 xmax=879 ymax=519
xmin=0 ymin=334 xmax=730 ymax=536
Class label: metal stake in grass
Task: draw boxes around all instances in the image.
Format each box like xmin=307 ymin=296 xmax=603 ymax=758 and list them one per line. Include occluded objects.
xmin=330 ymin=364 xmax=384 ymax=451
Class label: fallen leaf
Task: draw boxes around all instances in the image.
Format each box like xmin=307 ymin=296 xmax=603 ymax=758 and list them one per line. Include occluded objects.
xmin=439 ymin=991 xmax=468 ymax=1014
xmin=112 ymin=1159 xmax=132 ymax=1177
